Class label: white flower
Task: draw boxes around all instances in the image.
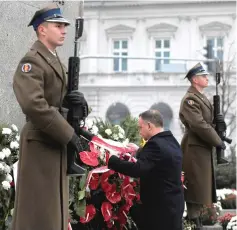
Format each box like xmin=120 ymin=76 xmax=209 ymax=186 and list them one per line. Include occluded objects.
xmin=91 ymin=125 xmax=99 ymax=135
xmin=118 ymin=133 xmax=124 ymax=139
xmin=4 ymin=164 xmax=11 ymax=174
xmin=2 ymin=148 xmax=11 ymax=157
xmin=5 ymin=174 xmax=13 ymax=183
xmin=216 ymin=188 xmax=236 ymax=201
xmin=85 ymin=119 xmax=94 ymax=129
xmin=16 ymin=135 xmax=20 ymax=142
xmin=2 ymin=128 xmax=12 ymax=135
xmin=122 ymin=138 xmax=129 ymax=145
xmin=11 ymin=124 xmax=18 ymax=132
xmin=1 ymin=181 xmax=11 ymax=190
xmin=0 ymin=162 xmax=4 ymax=171
xmin=227 ymin=216 xmax=237 ymax=229
xmin=0 ymin=151 xmax=5 ymax=160
xmin=115 ymin=125 xmax=125 ymax=135
xmin=10 ymin=141 xmax=19 ymax=150
xmin=112 ymin=134 xmax=119 ymax=140
xmin=105 ymin=129 xmax=112 ymax=136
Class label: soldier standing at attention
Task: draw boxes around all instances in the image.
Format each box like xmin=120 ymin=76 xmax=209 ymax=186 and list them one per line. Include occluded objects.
xmin=12 ymin=4 xmax=86 ymax=230
xmin=179 ymin=63 xmax=226 ymax=230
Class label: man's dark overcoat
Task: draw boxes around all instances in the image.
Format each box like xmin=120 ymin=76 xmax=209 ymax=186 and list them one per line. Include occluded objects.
xmin=12 ymin=40 xmax=74 ymax=230
xmin=108 ymin=131 xmax=184 ymax=230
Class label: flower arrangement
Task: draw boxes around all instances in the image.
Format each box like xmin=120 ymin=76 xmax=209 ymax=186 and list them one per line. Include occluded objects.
xmin=226 ymin=215 xmax=237 ymax=230
xmin=0 ymin=124 xmax=19 ymax=230
xmin=183 ymin=219 xmax=196 ymax=230
xmin=201 ymin=202 xmax=222 ymax=226
xmin=218 ymin=213 xmax=236 ymax=230
xmin=69 ymin=118 xmax=141 ymax=229
xmin=216 ymin=189 xmax=237 ymax=209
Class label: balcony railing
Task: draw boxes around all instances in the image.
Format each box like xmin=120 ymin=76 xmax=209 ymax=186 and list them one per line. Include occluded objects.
xmin=79 ymin=55 xmax=224 ymax=75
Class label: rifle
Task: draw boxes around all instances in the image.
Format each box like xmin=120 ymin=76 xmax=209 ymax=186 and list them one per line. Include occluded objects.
xmin=66 ymin=1 xmax=88 ymax=175
xmin=213 ymin=59 xmax=232 ymax=165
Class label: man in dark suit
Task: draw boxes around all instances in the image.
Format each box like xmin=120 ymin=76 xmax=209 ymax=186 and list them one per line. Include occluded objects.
xmin=107 ymin=110 xmax=184 ymax=230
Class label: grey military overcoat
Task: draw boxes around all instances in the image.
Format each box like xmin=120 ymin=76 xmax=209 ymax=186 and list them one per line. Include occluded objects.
xmin=179 ymin=86 xmax=222 ymax=205
xmin=11 ymin=40 xmax=74 ymax=230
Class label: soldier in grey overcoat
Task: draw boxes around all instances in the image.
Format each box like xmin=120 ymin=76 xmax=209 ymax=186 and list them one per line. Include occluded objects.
xmin=179 ymin=63 xmax=226 ymax=229
xmin=11 ymin=4 xmax=86 ymax=230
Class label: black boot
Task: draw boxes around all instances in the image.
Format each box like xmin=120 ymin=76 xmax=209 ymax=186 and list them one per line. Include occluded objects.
xmin=217 ymin=157 xmax=229 ymax=165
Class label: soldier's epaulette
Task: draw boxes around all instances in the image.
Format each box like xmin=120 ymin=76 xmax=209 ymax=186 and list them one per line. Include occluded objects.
xmin=28 ymin=49 xmax=38 ymax=56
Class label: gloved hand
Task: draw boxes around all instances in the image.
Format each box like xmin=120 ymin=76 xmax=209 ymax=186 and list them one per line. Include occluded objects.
xmin=68 ymin=133 xmax=83 ymax=153
xmin=216 ymin=114 xmax=225 ymax=123
xmin=215 ymin=116 xmax=227 ymax=132
xmin=65 ymin=91 xmax=86 ymax=106
xmin=65 ymin=91 xmax=89 ymax=119
xmin=217 ymin=141 xmax=226 ymax=150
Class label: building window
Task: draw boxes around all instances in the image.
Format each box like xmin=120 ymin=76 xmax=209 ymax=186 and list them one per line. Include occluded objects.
xmin=207 ymin=37 xmax=224 ymax=60
xmin=150 ymin=102 xmax=173 ymax=130
xmin=155 ymin=39 xmax=170 ymax=71
xmin=113 ymin=40 xmax=128 ymax=72
xmin=106 ymin=102 xmax=130 ymax=125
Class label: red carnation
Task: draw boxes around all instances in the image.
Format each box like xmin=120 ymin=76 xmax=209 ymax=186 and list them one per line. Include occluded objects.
xmin=80 ymin=204 xmax=96 ymax=223
xmin=79 ymin=151 xmax=99 ymax=167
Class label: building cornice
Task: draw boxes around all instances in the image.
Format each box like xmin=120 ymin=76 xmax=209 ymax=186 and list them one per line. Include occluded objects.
xmin=84 ymin=1 xmax=235 ymax=9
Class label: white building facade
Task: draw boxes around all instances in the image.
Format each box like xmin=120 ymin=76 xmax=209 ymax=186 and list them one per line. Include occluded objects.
xmin=78 ymin=0 xmax=236 ymax=143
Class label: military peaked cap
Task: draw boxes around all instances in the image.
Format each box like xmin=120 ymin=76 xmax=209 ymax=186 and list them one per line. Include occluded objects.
xmin=185 ymin=62 xmax=209 ymax=80
xmin=28 ymin=3 xmax=70 ymax=31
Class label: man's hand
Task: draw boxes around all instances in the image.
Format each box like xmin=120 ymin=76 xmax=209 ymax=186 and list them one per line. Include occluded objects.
xmin=99 ymin=150 xmax=120 ymax=165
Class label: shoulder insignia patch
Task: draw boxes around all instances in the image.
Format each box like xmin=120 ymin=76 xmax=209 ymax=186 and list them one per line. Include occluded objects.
xmin=21 ymin=63 xmax=32 ymax=73
xmin=187 ymin=100 xmax=194 ymax=105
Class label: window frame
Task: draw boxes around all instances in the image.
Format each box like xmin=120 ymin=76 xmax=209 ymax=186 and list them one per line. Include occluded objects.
xmin=206 ymin=36 xmax=224 ymax=61
xmin=112 ymin=39 xmax=129 ymax=72
xmin=154 ymin=38 xmax=171 ymax=71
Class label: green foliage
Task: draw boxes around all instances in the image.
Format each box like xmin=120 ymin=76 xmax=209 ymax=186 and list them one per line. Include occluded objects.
xmin=120 ymin=115 xmax=141 ymax=145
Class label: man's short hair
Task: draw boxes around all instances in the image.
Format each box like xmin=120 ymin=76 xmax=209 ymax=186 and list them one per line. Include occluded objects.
xmin=139 ymin=110 xmax=163 ymax=128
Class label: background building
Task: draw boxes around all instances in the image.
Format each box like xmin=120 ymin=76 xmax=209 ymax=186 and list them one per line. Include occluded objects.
xmin=0 ymin=0 xmax=236 ymax=145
